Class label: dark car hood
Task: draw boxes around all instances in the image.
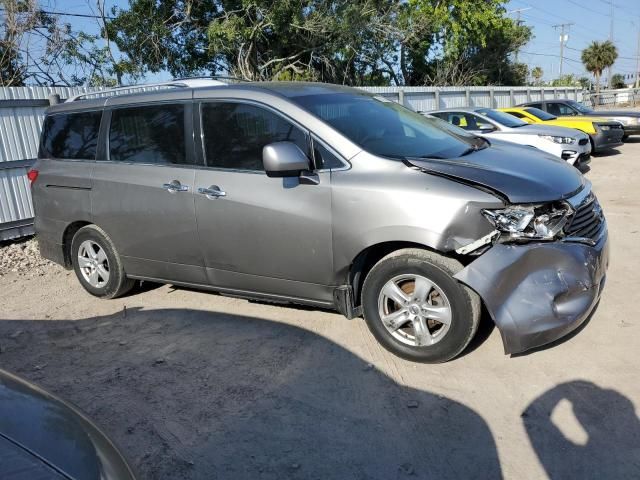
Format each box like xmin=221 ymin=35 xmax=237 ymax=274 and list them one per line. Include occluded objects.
xmin=0 ymin=369 xmax=136 ymax=480
xmin=592 ymin=110 xmax=640 ymax=117
xmin=407 ymin=141 xmax=584 ymax=203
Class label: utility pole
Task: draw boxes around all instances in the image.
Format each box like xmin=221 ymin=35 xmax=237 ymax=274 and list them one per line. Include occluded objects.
xmin=553 ymin=23 xmax=573 ymax=78
xmin=635 ymin=19 xmax=640 ymax=88
xmin=508 ymin=7 xmax=531 ymax=63
xmin=608 ymin=0 xmax=614 ymax=88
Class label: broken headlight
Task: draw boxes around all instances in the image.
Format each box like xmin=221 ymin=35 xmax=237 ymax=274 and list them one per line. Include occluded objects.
xmin=482 ymin=204 xmax=572 ymax=240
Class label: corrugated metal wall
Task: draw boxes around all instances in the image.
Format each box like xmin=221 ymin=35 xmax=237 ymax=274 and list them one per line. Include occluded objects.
xmin=0 ymin=86 xmax=97 ymax=240
xmin=0 ymin=84 xmax=584 ymax=240
xmin=361 ymin=86 xmax=583 ymax=111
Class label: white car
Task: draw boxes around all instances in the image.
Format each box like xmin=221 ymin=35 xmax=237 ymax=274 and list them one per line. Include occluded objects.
xmin=427 ymin=107 xmax=591 ymax=171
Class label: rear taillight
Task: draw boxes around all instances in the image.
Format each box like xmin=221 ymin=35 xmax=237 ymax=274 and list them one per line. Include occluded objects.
xmin=27 ymin=169 xmax=39 ymax=185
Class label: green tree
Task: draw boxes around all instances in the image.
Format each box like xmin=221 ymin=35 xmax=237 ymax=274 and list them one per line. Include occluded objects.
xmin=103 ymin=0 xmax=531 ymax=86
xmin=531 ymin=66 xmax=543 ymax=85
xmin=106 ymin=0 xmax=221 ymax=79
xmin=581 ymin=40 xmax=618 ymax=98
xmin=399 ymin=0 xmax=531 ymax=85
xmin=550 ymin=74 xmax=582 ymax=87
xmin=611 ymin=73 xmax=626 ymax=89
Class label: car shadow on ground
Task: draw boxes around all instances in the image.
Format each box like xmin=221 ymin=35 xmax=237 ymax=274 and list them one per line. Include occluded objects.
xmin=1 ymin=309 xmax=638 ymax=479
xmin=0 ymin=308 xmax=502 ymax=480
xmin=523 ymin=380 xmax=640 ymax=480
xmin=592 ymin=148 xmax=622 ymax=158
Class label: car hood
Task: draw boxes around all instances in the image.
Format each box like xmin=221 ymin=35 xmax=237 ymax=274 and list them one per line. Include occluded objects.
xmin=587 ymin=109 xmax=640 ymax=118
xmin=407 ymin=141 xmax=584 ymax=203
xmin=556 ymin=115 xmax=612 ymax=123
xmin=0 ymin=369 xmax=136 ymax=480
xmin=517 ymin=124 xmax=589 ymax=138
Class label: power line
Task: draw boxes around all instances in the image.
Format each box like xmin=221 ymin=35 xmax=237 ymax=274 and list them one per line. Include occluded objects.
xmin=0 ymin=7 xmax=115 ymax=20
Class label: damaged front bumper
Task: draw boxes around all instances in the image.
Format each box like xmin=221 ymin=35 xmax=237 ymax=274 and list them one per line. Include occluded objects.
xmin=454 ymin=228 xmax=609 ymax=355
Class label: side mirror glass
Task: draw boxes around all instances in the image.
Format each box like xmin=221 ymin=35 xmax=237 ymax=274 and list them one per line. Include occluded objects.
xmin=263 ymin=142 xmax=310 ymax=178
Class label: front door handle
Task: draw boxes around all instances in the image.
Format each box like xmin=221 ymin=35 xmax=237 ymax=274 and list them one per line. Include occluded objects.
xmin=198 ymin=185 xmax=226 ymax=199
xmin=162 ymin=180 xmax=190 ymax=193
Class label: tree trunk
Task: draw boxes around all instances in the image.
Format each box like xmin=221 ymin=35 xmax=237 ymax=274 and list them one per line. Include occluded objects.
xmin=595 ymin=71 xmax=601 ymax=108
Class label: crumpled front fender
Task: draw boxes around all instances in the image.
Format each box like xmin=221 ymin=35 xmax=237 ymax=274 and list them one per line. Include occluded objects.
xmin=454 ymin=233 xmax=609 ymax=354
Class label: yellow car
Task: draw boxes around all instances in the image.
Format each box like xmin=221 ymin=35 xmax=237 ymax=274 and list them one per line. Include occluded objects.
xmin=499 ymin=106 xmax=624 ymax=152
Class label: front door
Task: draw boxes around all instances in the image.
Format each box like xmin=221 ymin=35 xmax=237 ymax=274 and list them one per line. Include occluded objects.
xmin=193 ymin=101 xmax=334 ymax=303
xmin=91 ymin=101 xmax=206 ymax=284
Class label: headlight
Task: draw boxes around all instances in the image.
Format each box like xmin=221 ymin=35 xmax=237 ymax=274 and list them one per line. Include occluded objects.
xmin=599 ymin=124 xmax=611 ymax=131
xmin=539 ymin=135 xmax=576 ymax=144
xmin=482 ymin=204 xmax=572 ymax=240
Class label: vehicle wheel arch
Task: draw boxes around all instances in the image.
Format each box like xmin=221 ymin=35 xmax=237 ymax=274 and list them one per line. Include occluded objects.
xmin=348 ymin=241 xmax=462 ymax=309
xmin=62 ymin=220 xmax=93 ymax=268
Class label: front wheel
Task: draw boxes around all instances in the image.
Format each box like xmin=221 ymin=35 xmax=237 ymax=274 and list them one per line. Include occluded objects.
xmin=361 ymin=249 xmax=480 ymax=363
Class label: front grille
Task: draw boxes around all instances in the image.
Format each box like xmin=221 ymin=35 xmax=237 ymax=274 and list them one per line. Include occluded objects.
xmin=564 ymin=192 xmax=604 ymax=240
xmin=578 ymin=138 xmax=588 ymax=146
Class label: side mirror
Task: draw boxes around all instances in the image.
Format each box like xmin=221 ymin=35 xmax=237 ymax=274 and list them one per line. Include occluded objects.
xmin=472 ymin=124 xmax=496 ymax=134
xmin=263 ymin=142 xmax=310 ymax=178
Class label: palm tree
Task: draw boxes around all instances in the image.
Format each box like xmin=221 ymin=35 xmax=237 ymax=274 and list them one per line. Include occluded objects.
xmin=531 ymin=66 xmax=543 ymax=85
xmin=581 ymin=40 xmax=618 ymax=103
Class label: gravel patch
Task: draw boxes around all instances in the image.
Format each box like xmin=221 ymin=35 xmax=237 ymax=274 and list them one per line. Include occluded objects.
xmin=0 ymin=237 xmax=57 ymax=277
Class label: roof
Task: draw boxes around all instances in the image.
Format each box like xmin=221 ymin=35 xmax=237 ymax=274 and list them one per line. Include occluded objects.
xmin=46 ymin=80 xmax=365 ymax=114
xmin=426 ymin=107 xmax=489 ymax=114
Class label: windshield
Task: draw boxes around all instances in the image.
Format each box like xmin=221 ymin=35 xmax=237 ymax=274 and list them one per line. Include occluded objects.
xmin=566 ymin=100 xmax=594 ymax=114
xmin=524 ymin=107 xmax=557 ymax=121
xmin=477 ymin=108 xmax=527 ymax=128
xmin=291 ymin=92 xmax=482 ymax=159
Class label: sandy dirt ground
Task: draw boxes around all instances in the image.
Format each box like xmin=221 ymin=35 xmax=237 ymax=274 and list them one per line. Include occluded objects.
xmin=1 ymin=143 xmax=639 ymax=479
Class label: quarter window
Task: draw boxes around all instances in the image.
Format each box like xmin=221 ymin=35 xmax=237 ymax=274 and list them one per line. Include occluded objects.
xmin=312 ymin=139 xmax=344 ymax=170
xmin=201 ymin=102 xmax=308 ymax=171
xmin=39 ymin=111 xmax=101 ymax=160
xmin=109 ymin=104 xmax=189 ymax=165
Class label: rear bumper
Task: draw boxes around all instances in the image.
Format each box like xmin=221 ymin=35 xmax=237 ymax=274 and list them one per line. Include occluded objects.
xmin=591 ymin=129 xmax=624 ymax=151
xmin=455 ymin=227 xmax=609 ymax=355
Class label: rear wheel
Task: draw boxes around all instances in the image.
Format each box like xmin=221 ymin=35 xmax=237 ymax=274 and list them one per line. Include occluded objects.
xmin=71 ymin=225 xmax=135 ymax=299
xmin=361 ymin=249 xmax=480 ymax=363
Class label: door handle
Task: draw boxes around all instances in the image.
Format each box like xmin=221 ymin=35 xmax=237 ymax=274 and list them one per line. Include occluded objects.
xmin=162 ymin=180 xmax=189 ymax=193
xmin=198 ymin=185 xmax=226 ymax=199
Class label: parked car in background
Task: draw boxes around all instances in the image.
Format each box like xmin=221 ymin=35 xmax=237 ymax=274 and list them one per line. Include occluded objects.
xmin=500 ymin=107 xmax=624 ymax=153
xmin=517 ymin=99 xmax=640 ymax=139
xmin=426 ymin=107 xmax=591 ymax=171
xmin=0 ymin=369 xmax=136 ymax=479
xmin=30 ymin=80 xmax=608 ymax=363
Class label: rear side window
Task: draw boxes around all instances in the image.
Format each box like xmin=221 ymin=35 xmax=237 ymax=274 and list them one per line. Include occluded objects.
xmin=506 ymin=111 xmax=527 ymax=119
xmin=39 ymin=111 xmax=101 ymax=160
xmin=109 ymin=104 xmax=189 ymax=165
xmin=201 ymin=102 xmax=308 ymax=171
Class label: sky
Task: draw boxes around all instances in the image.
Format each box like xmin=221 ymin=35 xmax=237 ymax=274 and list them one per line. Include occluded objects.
xmin=509 ymin=0 xmax=640 ymax=83
xmin=44 ymin=0 xmax=640 ymax=85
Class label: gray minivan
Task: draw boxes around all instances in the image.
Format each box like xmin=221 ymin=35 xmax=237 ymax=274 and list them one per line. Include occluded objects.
xmin=30 ymin=80 xmax=609 ymax=363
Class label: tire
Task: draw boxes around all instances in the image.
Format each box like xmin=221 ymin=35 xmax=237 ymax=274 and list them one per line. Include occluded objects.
xmin=361 ymin=248 xmax=480 ymax=363
xmin=623 ymin=134 xmax=629 ymax=141
xmin=71 ymin=224 xmax=135 ymax=299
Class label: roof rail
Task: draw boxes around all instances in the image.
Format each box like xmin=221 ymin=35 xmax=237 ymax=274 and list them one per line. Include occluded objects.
xmin=173 ymin=75 xmax=249 ymax=83
xmin=65 ymin=78 xmax=230 ymax=103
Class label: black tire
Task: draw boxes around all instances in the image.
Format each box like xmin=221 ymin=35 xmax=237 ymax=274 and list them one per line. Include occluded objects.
xmin=71 ymin=224 xmax=135 ymax=299
xmin=361 ymin=248 xmax=480 ymax=363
